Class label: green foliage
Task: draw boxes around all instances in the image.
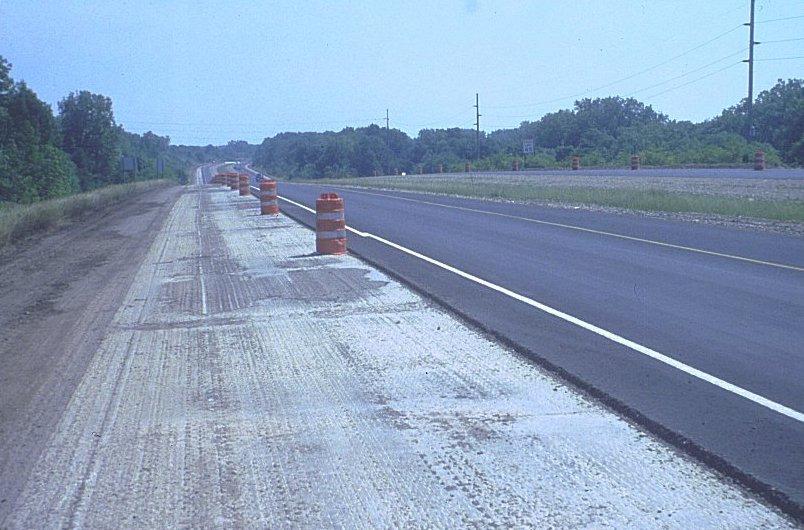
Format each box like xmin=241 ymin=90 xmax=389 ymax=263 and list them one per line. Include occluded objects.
xmin=0 ymin=57 xmax=80 ymax=203
xmin=58 ymin=91 xmax=120 ymax=189
xmin=254 ymin=82 xmax=801 ymax=179
xmin=706 ymin=79 xmax=803 ymax=164
xmin=0 ymin=55 xmax=191 ymax=207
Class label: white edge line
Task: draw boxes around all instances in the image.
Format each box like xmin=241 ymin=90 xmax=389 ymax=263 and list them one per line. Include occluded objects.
xmin=277 ymin=193 xmax=803 ymax=423
xmin=293 ymin=182 xmax=804 ymax=272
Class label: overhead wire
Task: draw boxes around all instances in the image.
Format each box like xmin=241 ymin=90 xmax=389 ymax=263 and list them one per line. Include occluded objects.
xmin=485 ymin=22 xmax=745 ymax=111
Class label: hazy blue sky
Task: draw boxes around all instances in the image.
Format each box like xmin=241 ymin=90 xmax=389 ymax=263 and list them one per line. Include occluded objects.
xmin=1 ymin=1 xmax=802 ymax=145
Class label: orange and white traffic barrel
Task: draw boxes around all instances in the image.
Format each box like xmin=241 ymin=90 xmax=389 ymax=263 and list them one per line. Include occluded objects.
xmin=260 ymin=179 xmax=279 ymax=215
xmin=571 ymin=155 xmax=580 ymax=170
xmin=316 ymin=193 xmax=346 ymax=255
xmin=239 ymin=174 xmax=249 ymax=196
xmin=754 ymin=150 xmax=765 ymax=170
xmin=228 ymin=173 xmax=238 ymax=190
xmin=630 ymin=155 xmax=640 ymax=170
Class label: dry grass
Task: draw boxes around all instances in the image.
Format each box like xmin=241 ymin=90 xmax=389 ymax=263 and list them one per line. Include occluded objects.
xmin=0 ymin=180 xmax=174 ymax=248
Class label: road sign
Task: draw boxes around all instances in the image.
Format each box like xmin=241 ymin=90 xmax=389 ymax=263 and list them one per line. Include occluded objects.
xmin=121 ymin=156 xmax=137 ymax=173
xmin=522 ymin=139 xmax=534 ymax=155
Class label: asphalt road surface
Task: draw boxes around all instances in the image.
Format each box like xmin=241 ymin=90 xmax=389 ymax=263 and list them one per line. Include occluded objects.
xmin=255 ymin=174 xmax=804 ymax=513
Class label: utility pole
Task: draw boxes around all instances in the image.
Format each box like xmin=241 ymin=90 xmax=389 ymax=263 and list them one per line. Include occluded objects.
xmin=744 ymin=0 xmax=756 ymax=138
xmin=385 ymin=108 xmax=390 ymax=174
xmin=473 ymin=93 xmax=481 ymax=164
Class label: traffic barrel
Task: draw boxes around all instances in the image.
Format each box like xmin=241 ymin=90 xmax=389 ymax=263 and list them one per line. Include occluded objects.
xmin=754 ymin=150 xmax=765 ymax=170
xmin=260 ymin=179 xmax=279 ymax=215
xmin=438 ymin=163 xmax=443 ymax=173
xmin=512 ymin=159 xmax=520 ymax=171
xmin=571 ymin=156 xmax=580 ymax=170
xmin=630 ymin=155 xmax=640 ymax=170
xmin=239 ymin=174 xmax=249 ymax=196
xmin=316 ymin=193 xmax=346 ymax=255
xmin=465 ymin=162 xmax=471 ymax=172
xmin=228 ymin=173 xmax=238 ymax=190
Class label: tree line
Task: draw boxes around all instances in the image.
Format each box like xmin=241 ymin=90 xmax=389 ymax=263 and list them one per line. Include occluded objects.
xmin=253 ymin=78 xmax=802 ymax=179
xmin=0 ymin=55 xmax=188 ymax=204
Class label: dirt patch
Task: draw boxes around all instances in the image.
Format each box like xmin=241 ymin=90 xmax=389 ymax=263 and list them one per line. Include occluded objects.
xmin=0 ymin=185 xmax=183 ymax=524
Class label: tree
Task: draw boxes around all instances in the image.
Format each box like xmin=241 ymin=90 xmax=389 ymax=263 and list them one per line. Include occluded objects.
xmin=58 ymin=91 xmax=120 ymax=189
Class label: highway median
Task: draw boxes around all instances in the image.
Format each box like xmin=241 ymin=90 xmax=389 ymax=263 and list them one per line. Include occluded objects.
xmin=310 ymin=174 xmax=804 ymax=223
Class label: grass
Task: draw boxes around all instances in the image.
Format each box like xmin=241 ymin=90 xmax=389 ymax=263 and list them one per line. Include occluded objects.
xmin=314 ymin=177 xmax=804 ymax=222
xmin=0 ymin=180 xmax=174 ymax=248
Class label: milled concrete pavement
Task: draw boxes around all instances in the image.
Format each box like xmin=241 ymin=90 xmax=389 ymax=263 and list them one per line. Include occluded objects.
xmin=3 ymin=182 xmax=795 ymax=528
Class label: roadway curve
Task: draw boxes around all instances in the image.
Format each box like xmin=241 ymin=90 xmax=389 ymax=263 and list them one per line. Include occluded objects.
xmin=249 ymin=173 xmax=804 ymax=514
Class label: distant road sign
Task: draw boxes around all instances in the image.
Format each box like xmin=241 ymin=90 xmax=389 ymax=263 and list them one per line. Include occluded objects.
xmin=121 ymin=156 xmax=137 ymax=172
xmin=523 ymin=139 xmax=534 ymax=155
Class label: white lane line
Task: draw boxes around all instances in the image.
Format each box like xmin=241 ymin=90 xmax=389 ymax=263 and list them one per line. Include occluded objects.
xmin=288 ymin=183 xmax=803 ymax=272
xmin=196 ymin=167 xmax=209 ymax=316
xmin=278 ymin=193 xmax=804 ymax=422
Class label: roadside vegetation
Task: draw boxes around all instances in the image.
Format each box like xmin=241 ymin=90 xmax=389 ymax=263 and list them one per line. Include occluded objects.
xmin=0 ymin=179 xmax=173 ymax=248
xmin=253 ymin=79 xmax=802 ymax=178
xmin=317 ymin=176 xmax=804 ymax=222
xmin=0 ymin=55 xmax=191 ymax=207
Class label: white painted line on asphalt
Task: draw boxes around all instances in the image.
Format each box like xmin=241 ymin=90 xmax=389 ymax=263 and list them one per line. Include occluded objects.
xmin=278 ymin=193 xmax=804 ymax=423
xmin=195 ymin=166 xmax=209 ymax=316
xmin=302 ymin=184 xmax=804 ymax=273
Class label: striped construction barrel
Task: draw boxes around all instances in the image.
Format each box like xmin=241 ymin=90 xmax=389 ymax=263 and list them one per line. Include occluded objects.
xmin=465 ymin=162 xmax=471 ymax=172
xmin=228 ymin=173 xmax=238 ymax=190
xmin=512 ymin=159 xmax=520 ymax=171
xmin=260 ymin=179 xmax=279 ymax=215
xmin=754 ymin=150 xmax=765 ymax=171
xmin=630 ymin=155 xmax=640 ymax=170
xmin=571 ymin=156 xmax=580 ymax=170
xmin=316 ymin=193 xmax=346 ymax=255
xmin=239 ymin=174 xmax=249 ymax=196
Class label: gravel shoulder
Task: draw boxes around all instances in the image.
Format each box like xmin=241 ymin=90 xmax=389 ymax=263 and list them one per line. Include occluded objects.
xmin=2 ymin=180 xmax=796 ymax=527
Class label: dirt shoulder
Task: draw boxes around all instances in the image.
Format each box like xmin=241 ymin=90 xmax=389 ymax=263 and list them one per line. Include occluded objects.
xmin=0 ymin=184 xmax=184 ymax=523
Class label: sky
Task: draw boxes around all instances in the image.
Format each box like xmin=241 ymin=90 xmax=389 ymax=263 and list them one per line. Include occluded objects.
xmin=1 ymin=0 xmax=802 ymax=145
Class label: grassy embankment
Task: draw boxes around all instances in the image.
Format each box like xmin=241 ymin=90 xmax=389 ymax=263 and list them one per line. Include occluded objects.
xmin=0 ymin=180 xmax=174 ymax=248
xmin=313 ymin=176 xmax=804 ymax=222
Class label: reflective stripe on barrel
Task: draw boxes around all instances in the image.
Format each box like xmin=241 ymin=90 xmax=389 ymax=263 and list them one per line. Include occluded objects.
xmin=316 ymin=193 xmax=346 ymax=255
xmin=239 ymin=174 xmax=249 ymax=196
xmin=260 ymin=179 xmax=279 ymax=215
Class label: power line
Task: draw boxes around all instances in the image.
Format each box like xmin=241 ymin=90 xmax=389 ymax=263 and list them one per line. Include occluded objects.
xmin=486 ymin=23 xmax=745 ymax=111
xmin=755 ymin=14 xmax=804 ymax=23
xmin=759 ymin=37 xmax=804 ymax=43
xmin=642 ymin=61 xmax=744 ymax=100
xmin=753 ymin=56 xmax=804 ymax=61
xmin=627 ymin=48 xmax=748 ymax=96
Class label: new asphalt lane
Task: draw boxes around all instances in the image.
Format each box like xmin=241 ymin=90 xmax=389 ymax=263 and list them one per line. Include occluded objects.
xmin=237 ymin=168 xmax=804 ymax=514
